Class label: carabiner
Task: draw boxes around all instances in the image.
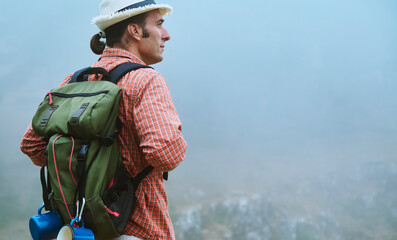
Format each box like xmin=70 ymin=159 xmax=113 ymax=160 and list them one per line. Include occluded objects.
xmin=78 ymin=198 xmax=86 ymax=222
xmin=75 ymin=200 xmax=80 ymax=219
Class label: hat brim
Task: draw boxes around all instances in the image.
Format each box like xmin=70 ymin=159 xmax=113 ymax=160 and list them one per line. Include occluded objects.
xmin=92 ymin=4 xmax=172 ymax=31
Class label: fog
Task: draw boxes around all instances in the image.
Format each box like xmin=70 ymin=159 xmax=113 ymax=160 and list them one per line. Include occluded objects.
xmin=1 ymin=0 xmax=396 ymax=239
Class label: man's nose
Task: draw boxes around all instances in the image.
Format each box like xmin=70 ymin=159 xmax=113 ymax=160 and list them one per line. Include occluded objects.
xmin=162 ymin=28 xmax=171 ymax=41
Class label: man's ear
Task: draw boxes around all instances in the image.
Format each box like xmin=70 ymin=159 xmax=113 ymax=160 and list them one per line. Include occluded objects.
xmin=126 ymin=24 xmax=143 ymax=41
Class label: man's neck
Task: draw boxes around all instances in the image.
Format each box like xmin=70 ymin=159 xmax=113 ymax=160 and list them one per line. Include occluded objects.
xmin=112 ymin=44 xmax=146 ymax=65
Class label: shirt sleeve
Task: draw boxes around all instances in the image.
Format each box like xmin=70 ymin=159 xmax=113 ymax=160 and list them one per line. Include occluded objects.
xmin=20 ymin=123 xmax=48 ymax=166
xmin=134 ymin=71 xmax=187 ymax=172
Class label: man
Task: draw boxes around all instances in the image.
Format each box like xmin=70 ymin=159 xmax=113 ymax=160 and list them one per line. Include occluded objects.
xmin=20 ymin=0 xmax=187 ymax=239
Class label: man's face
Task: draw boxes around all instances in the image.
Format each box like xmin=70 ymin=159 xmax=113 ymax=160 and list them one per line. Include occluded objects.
xmin=138 ymin=10 xmax=171 ymax=65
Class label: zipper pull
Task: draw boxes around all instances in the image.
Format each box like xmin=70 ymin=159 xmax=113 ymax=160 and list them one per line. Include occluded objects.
xmin=47 ymin=91 xmax=53 ymax=105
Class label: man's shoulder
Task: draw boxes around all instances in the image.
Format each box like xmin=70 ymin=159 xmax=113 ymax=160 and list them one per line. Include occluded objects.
xmin=126 ymin=66 xmax=164 ymax=83
xmin=119 ymin=66 xmax=166 ymax=92
xmin=135 ymin=66 xmax=162 ymax=76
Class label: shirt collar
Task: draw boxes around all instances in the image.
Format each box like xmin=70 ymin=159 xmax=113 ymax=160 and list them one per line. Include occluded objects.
xmin=99 ymin=47 xmax=146 ymax=65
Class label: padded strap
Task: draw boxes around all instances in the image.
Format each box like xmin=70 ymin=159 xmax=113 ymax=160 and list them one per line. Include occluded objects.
xmin=108 ymin=62 xmax=153 ymax=84
xmin=97 ymin=62 xmax=152 ymax=146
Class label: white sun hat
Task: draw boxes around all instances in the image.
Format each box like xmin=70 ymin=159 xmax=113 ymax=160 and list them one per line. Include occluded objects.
xmin=92 ymin=0 xmax=173 ymax=31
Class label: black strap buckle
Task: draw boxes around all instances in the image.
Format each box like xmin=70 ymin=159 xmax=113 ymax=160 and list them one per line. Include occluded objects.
xmin=100 ymin=136 xmax=114 ymax=146
xmin=163 ymin=172 xmax=168 ymax=181
xmin=77 ymin=144 xmax=89 ymax=162
xmin=76 ymin=144 xmax=89 ymax=180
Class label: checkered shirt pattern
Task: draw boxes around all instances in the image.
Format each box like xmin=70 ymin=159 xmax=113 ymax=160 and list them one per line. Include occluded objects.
xmin=20 ymin=48 xmax=187 ymax=240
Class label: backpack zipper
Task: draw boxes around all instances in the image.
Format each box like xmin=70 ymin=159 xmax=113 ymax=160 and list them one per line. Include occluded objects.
xmin=47 ymin=90 xmax=110 ymax=105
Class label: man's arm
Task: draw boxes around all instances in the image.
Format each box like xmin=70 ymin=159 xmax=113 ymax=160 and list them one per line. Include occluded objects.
xmin=134 ymin=71 xmax=187 ymax=172
xmin=20 ymin=123 xmax=47 ymax=166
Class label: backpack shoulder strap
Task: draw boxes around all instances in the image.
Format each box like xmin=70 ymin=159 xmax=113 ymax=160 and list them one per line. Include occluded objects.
xmin=69 ymin=62 xmax=152 ymax=84
xmin=109 ymin=62 xmax=153 ymax=84
xmin=133 ymin=165 xmax=154 ymax=185
xmin=110 ymin=63 xmax=168 ymax=181
xmin=70 ymin=67 xmax=90 ymax=83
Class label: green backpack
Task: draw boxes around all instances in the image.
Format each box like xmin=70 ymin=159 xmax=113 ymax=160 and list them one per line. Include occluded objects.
xmin=32 ymin=63 xmax=153 ymax=240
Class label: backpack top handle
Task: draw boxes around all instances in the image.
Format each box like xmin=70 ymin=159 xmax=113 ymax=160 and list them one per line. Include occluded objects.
xmin=70 ymin=63 xmax=153 ymax=84
xmin=70 ymin=67 xmax=110 ymax=83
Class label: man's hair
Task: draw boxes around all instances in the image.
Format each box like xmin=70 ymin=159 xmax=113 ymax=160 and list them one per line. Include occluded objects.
xmin=91 ymin=12 xmax=149 ymax=55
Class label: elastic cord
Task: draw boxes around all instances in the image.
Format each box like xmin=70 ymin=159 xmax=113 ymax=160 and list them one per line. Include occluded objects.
xmin=53 ymin=135 xmax=74 ymax=221
xmin=69 ymin=136 xmax=77 ymax=186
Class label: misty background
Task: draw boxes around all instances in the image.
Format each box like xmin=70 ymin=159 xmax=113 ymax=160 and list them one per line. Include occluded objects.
xmin=1 ymin=0 xmax=396 ymax=239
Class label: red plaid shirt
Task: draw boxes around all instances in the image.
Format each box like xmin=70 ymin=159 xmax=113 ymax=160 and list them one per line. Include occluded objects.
xmin=21 ymin=48 xmax=187 ymax=239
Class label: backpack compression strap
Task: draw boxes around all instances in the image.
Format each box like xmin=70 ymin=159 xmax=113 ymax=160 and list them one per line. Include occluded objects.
xmin=40 ymin=166 xmax=52 ymax=211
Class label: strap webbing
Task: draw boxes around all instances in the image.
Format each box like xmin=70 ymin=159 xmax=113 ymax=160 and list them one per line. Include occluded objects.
xmin=40 ymin=166 xmax=52 ymax=211
xmin=133 ymin=166 xmax=154 ymax=185
xmin=75 ymin=144 xmax=89 ymax=207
